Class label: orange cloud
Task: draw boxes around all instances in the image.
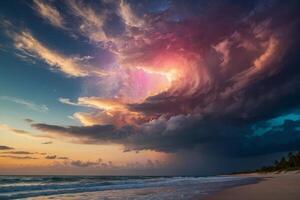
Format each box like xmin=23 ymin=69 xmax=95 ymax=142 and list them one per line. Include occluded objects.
xmin=13 ymin=31 xmax=88 ymax=76
xmin=60 ymin=97 xmax=146 ymax=127
xmin=254 ymin=36 xmax=279 ymax=69
xmin=78 ymin=97 xmax=128 ymax=111
xmin=33 ymin=0 xmax=65 ymax=28
xmin=118 ymin=0 xmax=144 ymax=28
xmin=66 ymin=0 xmax=107 ymax=43
xmin=12 ymin=31 xmax=108 ymax=77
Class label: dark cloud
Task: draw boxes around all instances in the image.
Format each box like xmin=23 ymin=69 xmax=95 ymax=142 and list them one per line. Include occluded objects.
xmin=241 ymin=120 xmax=300 ymax=156
xmin=45 ymin=155 xmax=56 ymax=159
xmin=57 ymin=156 xmax=68 ymax=160
xmin=23 ymin=0 xmax=300 ymax=174
xmin=127 ymin=0 xmax=300 ymax=119
xmin=0 ymin=145 xmax=14 ymax=150
xmin=31 ymin=123 xmax=128 ymax=143
xmin=42 ymin=141 xmax=53 ymax=144
xmin=0 ymin=155 xmax=37 ymax=159
xmin=24 ymin=118 xmax=34 ymax=123
xmin=70 ymin=160 xmax=100 ymax=167
xmin=30 ymin=117 xmax=300 ymax=157
xmin=45 ymin=155 xmax=69 ymax=160
xmin=1 ymin=151 xmax=34 ymax=155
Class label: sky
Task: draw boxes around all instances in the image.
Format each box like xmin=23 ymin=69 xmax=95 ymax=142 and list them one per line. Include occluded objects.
xmin=0 ymin=0 xmax=300 ymax=176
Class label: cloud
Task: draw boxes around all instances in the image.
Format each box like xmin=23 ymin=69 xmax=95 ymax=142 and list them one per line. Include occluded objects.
xmin=60 ymin=97 xmax=144 ymax=126
xmin=30 ymin=116 xmax=300 ymax=158
xmin=44 ymin=154 xmax=68 ymax=160
xmin=213 ymin=39 xmax=231 ymax=67
xmin=75 ymin=97 xmax=127 ymax=111
xmin=66 ymin=0 xmax=108 ymax=43
xmin=1 ymin=151 xmax=34 ymax=155
xmin=33 ymin=0 xmax=65 ymax=28
xmin=0 ymin=19 xmax=109 ymax=77
xmin=58 ymin=97 xmax=80 ymax=106
xmin=0 ymin=123 xmax=49 ymax=139
xmin=73 ymin=55 xmax=94 ymax=62
xmin=70 ymin=159 xmax=102 ymax=167
xmin=30 ymin=0 xmax=300 ymax=161
xmin=31 ymin=123 xmax=120 ymax=143
xmin=118 ymin=0 xmax=144 ymax=28
xmin=12 ymin=31 xmax=89 ymax=77
xmin=72 ymin=111 xmax=111 ymax=126
xmin=58 ymin=156 xmax=68 ymax=160
xmin=0 ymin=155 xmax=37 ymax=159
xmin=45 ymin=155 xmax=57 ymax=159
xmin=67 ymin=158 xmax=163 ymax=171
xmin=65 ymin=0 xmax=147 ymax=45
xmin=0 ymin=145 xmax=14 ymax=150
xmin=24 ymin=118 xmax=34 ymax=123
xmin=3 ymin=0 xmax=300 ymax=174
xmin=0 ymin=96 xmax=48 ymax=112
xmin=240 ymin=119 xmax=300 ymax=157
xmin=54 ymin=0 xmax=299 ymax=127
xmin=59 ymin=97 xmax=127 ymax=111
xmin=42 ymin=141 xmax=53 ymax=145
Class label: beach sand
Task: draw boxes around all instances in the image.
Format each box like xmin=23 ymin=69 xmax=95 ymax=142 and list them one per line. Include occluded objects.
xmin=205 ymin=171 xmax=300 ymax=200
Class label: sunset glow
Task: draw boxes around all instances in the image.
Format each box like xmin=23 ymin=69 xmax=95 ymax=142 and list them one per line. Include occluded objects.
xmin=0 ymin=0 xmax=300 ymax=177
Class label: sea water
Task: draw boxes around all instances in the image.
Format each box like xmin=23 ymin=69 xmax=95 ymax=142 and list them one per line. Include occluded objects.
xmin=0 ymin=175 xmax=258 ymax=199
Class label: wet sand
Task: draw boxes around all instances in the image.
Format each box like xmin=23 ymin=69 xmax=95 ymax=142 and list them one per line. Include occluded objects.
xmin=205 ymin=171 xmax=300 ymax=200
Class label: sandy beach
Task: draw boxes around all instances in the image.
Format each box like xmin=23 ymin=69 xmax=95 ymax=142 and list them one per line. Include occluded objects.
xmin=205 ymin=172 xmax=300 ymax=200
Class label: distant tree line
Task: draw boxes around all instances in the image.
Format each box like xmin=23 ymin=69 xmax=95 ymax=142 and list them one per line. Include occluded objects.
xmin=256 ymin=151 xmax=300 ymax=173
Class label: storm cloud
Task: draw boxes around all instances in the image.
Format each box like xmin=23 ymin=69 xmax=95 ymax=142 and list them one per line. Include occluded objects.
xmin=31 ymin=117 xmax=300 ymax=157
xmin=16 ymin=0 xmax=300 ymax=173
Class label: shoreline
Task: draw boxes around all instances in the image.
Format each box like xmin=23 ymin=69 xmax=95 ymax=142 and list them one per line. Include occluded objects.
xmin=204 ymin=171 xmax=300 ymax=200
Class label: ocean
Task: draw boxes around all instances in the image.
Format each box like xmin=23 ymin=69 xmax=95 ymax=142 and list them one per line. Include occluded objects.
xmin=0 ymin=175 xmax=258 ymax=199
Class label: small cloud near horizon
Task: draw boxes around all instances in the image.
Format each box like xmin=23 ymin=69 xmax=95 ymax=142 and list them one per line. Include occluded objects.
xmin=0 ymin=96 xmax=48 ymax=112
xmin=0 ymin=155 xmax=37 ymax=159
xmin=0 ymin=145 xmax=14 ymax=150
xmin=42 ymin=141 xmax=53 ymax=145
xmin=45 ymin=155 xmax=57 ymax=159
